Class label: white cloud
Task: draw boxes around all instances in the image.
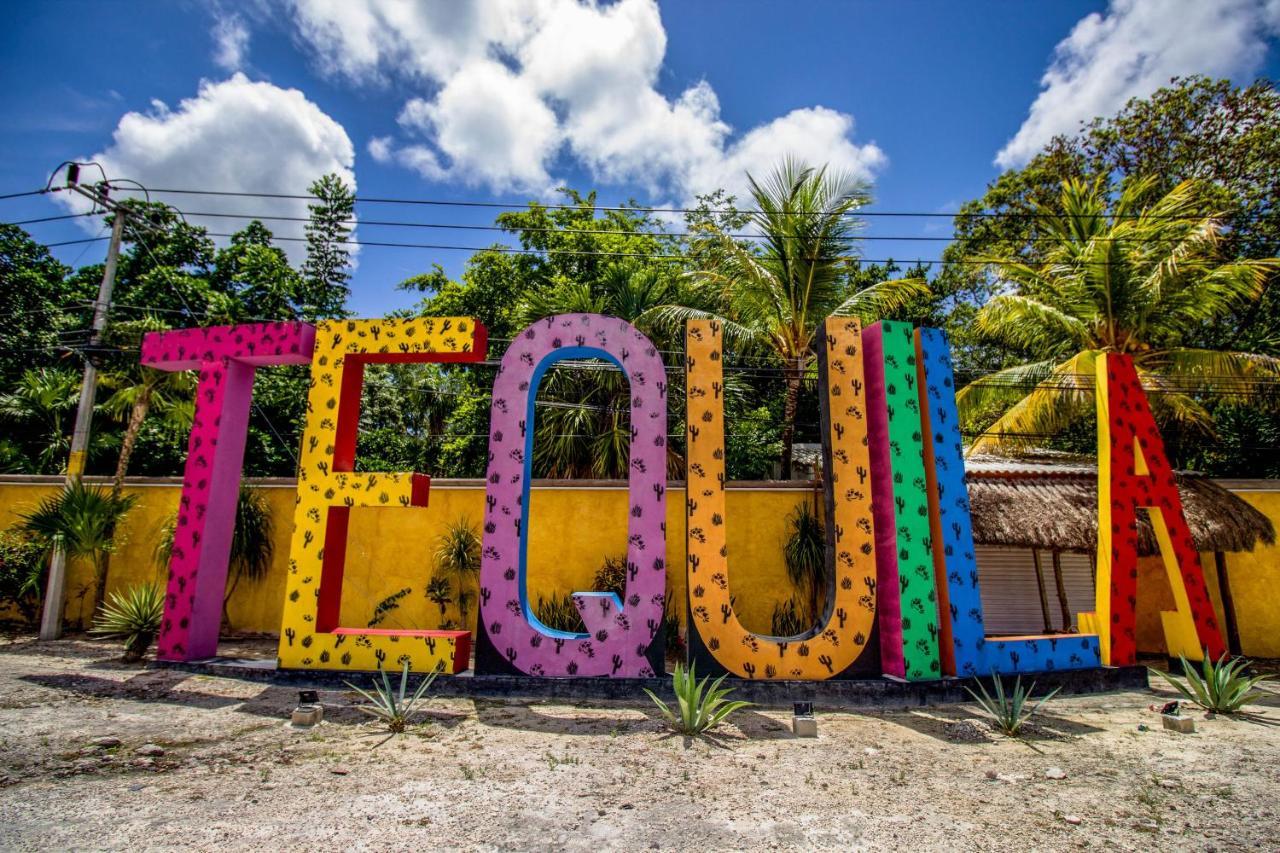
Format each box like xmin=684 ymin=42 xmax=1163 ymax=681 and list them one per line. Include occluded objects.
xmin=59 ymin=73 xmax=356 ymax=264
xmin=997 ymin=0 xmax=1280 ymax=168
xmin=287 ymin=0 xmax=885 ymax=201
xmin=212 ymin=13 xmax=250 ymax=72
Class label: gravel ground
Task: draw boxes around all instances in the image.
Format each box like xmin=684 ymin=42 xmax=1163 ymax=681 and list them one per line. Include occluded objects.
xmin=0 ymin=635 xmax=1278 ymax=851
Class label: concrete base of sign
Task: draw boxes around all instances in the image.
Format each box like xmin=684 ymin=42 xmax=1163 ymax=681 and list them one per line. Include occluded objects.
xmin=792 ymin=715 xmax=818 ymax=737
xmin=291 ymin=704 xmax=324 ymax=727
xmin=154 ymin=658 xmax=1150 ymax=709
xmin=1162 ymin=713 xmax=1196 ymax=733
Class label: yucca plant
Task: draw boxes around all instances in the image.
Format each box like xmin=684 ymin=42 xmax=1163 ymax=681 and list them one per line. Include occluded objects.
xmin=345 ymin=660 xmax=442 ymax=745
xmin=90 ymin=583 xmax=165 ymax=662
xmin=644 ymin=662 xmax=753 ymax=737
xmin=434 ymin=517 xmax=481 ymax=629
xmin=1150 ymin=652 xmax=1272 ymax=714
xmin=965 ymin=673 xmax=1061 ymax=737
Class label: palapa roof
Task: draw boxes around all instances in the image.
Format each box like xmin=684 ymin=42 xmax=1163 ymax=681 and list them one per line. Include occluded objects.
xmin=964 ymin=456 xmax=1275 ymax=555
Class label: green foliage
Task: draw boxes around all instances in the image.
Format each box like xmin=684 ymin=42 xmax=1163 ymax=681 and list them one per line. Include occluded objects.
xmin=651 ymin=157 xmax=928 ymax=478
xmin=345 ymin=659 xmax=442 ymax=743
xmin=644 ymin=662 xmax=753 ymax=736
xmin=300 ymin=173 xmax=354 ymax=320
xmin=0 ymin=527 xmax=47 ymax=623
xmin=965 ymin=674 xmax=1061 ymax=737
xmin=783 ymin=500 xmax=826 ymax=623
xmin=434 ymin=517 xmax=482 ymax=626
xmin=0 ymin=224 xmax=73 ymax=389
xmin=593 ymin=554 xmax=628 ymax=596
xmin=368 ymin=587 xmax=412 ymax=628
xmin=770 ymin=596 xmax=808 ymax=638
xmin=957 ymin=175 xmax=1280 ymax=454
xmin=1150 ymin=653 xmax=1272 ymax=714
xmin=19 ymin=480 xmax=136 ymax=618
xmin=534 ymin=592 xmax=586 ymax=634
xmin=90 ymin=583 xmax=164 ymax=662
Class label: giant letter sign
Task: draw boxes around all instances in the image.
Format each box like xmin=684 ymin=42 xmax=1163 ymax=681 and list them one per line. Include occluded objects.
xmin=916 ymin=328 xmax=1101 ymax=675
xmin=863 ymin=321 xmax=940 ymax=680
xmin=142 ymin=322 xmax=316 ymax=662
xmin=1088 ymin=353 xmax=1225 ymax=665
xmin=277 ymin=318 xmax=486 ymax=674
xmin=683 ymin=318 xmax=878 ymax=679
xmin=476 ymin=314 xmax=667 ymax=677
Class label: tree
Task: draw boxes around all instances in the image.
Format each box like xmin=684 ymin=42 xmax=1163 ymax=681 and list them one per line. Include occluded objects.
xmin=0 ymin=225 xmax=73 ymax=387
xmin=941 ymin=77 xmax=1280 ymax=370
xmin=651 ymin=159 xmax=928 ymax=478
xmin=0 ymin=367 xmax=85 ymax=473
xmin=300 ymin=173 xmax=354 ymax=320
xmin=957 ymin=176 xmax=1280 ymax=453
xmin=99 ymin=317 xmax=195 ymax=492
xmin=211 ymin=220 xmax=302 ymax=321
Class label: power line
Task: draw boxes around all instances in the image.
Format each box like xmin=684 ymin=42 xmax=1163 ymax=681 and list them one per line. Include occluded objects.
xmin=0 ymin=189 xmax=48 ymax=201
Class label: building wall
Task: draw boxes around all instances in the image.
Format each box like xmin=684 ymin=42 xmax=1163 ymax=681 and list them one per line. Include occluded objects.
xmin=2 ymin=477 xmax=1276 ymax=658
xmin=0 ymin=477 xmax=813 ymax=638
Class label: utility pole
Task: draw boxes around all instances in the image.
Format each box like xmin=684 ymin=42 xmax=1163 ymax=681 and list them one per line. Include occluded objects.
xmin=39 ymin=166 xmax=129 ymax=640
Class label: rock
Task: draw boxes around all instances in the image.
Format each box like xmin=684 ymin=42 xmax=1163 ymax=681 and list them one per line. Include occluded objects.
xmin=91 ymin=736 xmax=121 ymax=748
xmin=944 ymin=720 xmax=989 ymax=743
xmin=984 ymin=770 xmax=998 ymax=781
xmin=1063 ymin=815 xmax=1082 ymax=825
xmin=330 ymin=767 xmax=349 ymax=776
xmin=1159 ymin=779 xmax=1180 ymax=789
xmin=1045 ymin=767 xmax=1068 ymax=780
xmin=863 ymin=747 xmax=880 ymax=756
xmin=620 ymin=803 xmax=634 ymax=810
xmin=134 ymin=744 xmax=165 ymax=757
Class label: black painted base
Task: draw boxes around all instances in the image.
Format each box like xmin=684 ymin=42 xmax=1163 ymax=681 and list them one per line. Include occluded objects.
xmin=152 ymin=658 xmax=1149 ymax=708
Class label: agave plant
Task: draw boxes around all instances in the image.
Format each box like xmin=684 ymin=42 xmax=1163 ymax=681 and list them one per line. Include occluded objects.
xmin=965 ymin=673 xmax=1061 ymax=737
xmin=644 ymin=662 xmax=753 ymax=737
xmin=1151 ymin=652 xmax=1272 ymax=714
xmin=433 ymin=517 xmax=481 ymax=628
xmin=90 ymin=583 xmax=165 ymax=662
xmin=345 ymin=660 xmax=442 ymax=745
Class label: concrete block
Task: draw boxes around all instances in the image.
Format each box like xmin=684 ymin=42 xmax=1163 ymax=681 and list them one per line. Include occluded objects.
xmin=1161 ymin=713 xmax=1195 ymax=734
xmin=291 ymin=704 xmax=324 ymax=727
xmin=792 ymin=715 xmax=818 ymax=738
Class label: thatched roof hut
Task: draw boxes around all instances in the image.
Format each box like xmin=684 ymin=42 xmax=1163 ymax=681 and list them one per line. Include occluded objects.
xmin=965 ymin=457 xmax=1275 ymax=556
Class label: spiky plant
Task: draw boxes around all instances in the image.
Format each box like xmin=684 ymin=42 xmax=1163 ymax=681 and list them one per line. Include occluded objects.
xmin=1150 ymin=652 xmax=1272 ymax=714
xmin=433 ymin=517 xmax=481 ymax=628
xmin=345 ymin=660 xmax=442 ymax=745
xmin=534 ymin=592 xmax=586 ymax=634
xmin=783 ymin=500 xmax=826 ymax=626
xmin=644 ymin=662 xmax=753 ymax=736
xmin=90 ymin=583 xmax=165 ymax=662
xmin=965 ymin=674 xmax=1061 ymax=737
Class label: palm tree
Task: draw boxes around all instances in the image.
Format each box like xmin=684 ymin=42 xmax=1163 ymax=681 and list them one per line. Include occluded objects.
xmin=958 ymin=176 xmax=1280 ymax=453
xmin=100 ymin=317 xmax=195 ymax=493
xmin=20 ymin=480 xmax=136 ymax=623
xmin=0 ymin=367 xmax=81 ymax=473
xmin=649 ymin=159 xmax=929 ymax=478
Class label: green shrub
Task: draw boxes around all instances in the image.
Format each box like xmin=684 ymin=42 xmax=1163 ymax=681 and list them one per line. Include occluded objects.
xmin=90 ymin=583 xmax=164 ymax=662
xmin=1151 ymin=652 xmax=1272 ymax=714
xmin=0 ymin=527 xmax=47 ymax=624
xmin=770 ymin=595 xmax=809 ymax=637
xmin=534 ymin=592 xmax=586 ymax=633
xmin=645 ymin=662 xmax=752 ymax=737
xmin=593 ymin=554 xmax=628 ymax=596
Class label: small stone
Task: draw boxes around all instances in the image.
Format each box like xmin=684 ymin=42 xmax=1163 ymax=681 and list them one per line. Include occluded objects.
xmin=620 ymin=803 xmax=634 ymax=810
xmin=91 ymin=737 xmax=121 ymax=748
xmin=1159 ymin=779 xmax=1180 ymax=789
xmin=1137 ymin=724 xmax=1150 ymax=732
xmin=984 ymin=770 xmax=998 ymax=781
xmin=134 ymin=744 xmax=165 ymax=757
xmin=330 ymin=767 xmax=349 ymax=776
xmin=1045 ymin=767 xmax=1068 ymax=780
xmin=863 ymin=747 xmax=880 ymax=756
xmin=1063 ymin=815 xmax=1082 ymax=825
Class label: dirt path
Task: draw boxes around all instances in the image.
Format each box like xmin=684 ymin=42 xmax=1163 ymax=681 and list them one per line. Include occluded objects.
xmin=0 ymin=636 xmax=1277 ymax=851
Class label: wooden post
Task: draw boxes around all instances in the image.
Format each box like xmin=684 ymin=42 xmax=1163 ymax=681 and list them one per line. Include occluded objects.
xmin=1052 ymin=550 xmax=1072 ymax=632
xmin=1214 ymin=551 xmax=1243 ymax=657
xmin=1031 ymin=548 xmax=1053 ymax=633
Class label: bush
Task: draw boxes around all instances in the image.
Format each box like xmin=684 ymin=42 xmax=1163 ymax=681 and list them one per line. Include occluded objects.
xmin=0 ymin=527 xmax=46 ymax=624
xmin=534 ymin=592 xmax=586 ymax=633
xmin=1151 ymin=652 xmax=1272 ymax=714
xmin=644 ymin=662 xmax=752 ymax=736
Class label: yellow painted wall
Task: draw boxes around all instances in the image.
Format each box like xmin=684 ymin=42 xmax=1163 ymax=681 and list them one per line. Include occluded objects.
xmin=3 ymin=478 xmax=1275 ymax=657
xmin=0 ymin=478 xmax=810 ymax=638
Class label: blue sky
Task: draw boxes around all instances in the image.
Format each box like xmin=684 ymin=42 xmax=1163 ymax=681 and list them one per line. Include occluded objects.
xmin=3 ymin=1 xmax=1279 ymax=316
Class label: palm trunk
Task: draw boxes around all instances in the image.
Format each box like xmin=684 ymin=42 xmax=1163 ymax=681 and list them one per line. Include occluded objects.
xmin=780 ymin=357 xmax=804 ymax=480
xmin=112 ymin=386 xmax=152 ymax=495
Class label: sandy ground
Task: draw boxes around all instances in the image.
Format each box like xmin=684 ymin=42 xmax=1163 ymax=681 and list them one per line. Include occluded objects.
xmin=0 ymin=636 xmax=1277 ymax=852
